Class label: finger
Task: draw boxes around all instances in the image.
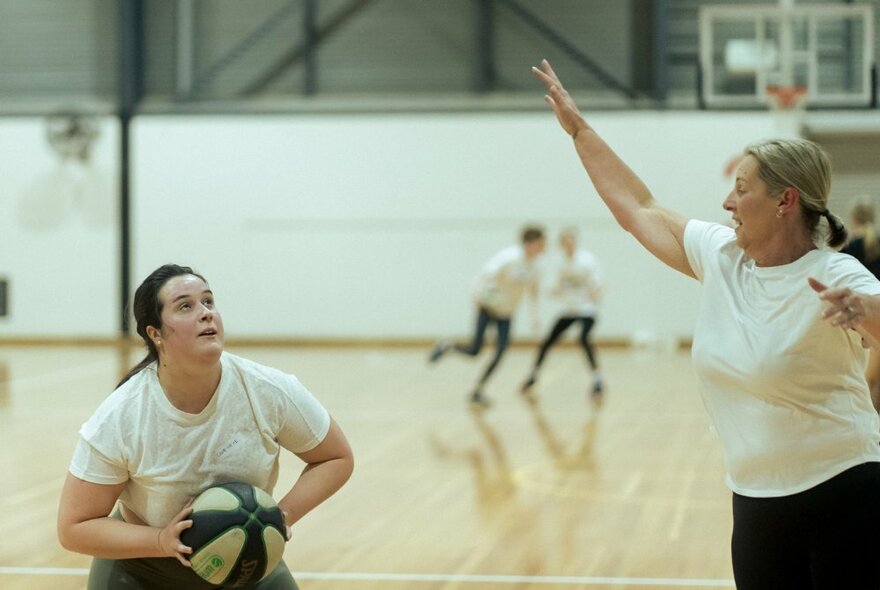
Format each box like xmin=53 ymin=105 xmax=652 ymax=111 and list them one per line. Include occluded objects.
xmin=176 ymin=554 xmax=192 ymax=567
xmin=176 ymin=519 xmax=193 ymax=532
xmin=807 ymin=277 xmax=827 ymax=293
xmin=177 ymin=542 xmax=192 ymax=555
xmin=175 ymin=506 xmax=193 ymax=522
xmin=541 ymin=59 xmax=562 ymax=84
xmin=531 ymin=66 xmax=553 ymax=86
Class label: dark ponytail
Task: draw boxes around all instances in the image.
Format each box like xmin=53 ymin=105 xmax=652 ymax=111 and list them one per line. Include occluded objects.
xmin=117 ymin=264 xmax=207 ymax=388
xmin=823 ymin=209 xmax=848 ymax=250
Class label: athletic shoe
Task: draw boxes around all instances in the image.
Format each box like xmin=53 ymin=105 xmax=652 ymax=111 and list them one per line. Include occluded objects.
xmin=590 ymin=378 xmax=604 ymax=407
xmin=428 ymin=340 xmax=452 ymax=364
xmin=470 ymin=390 xmax=491 ymax=409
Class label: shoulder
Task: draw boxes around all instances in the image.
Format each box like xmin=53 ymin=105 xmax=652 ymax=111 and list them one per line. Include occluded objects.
xmin=496 ymin=245 xmax=522 ymax=261
xmin=80 ymin=367 xmax=156 ymax=440
xmin=576 ymin=250 xmax=600 ymax=266
xmin=682 ymin=220 xmax=739 ymax=281
xmin=819 ymin=250 xmax=880 ymax=293
xmin=223 ymin=352 xmax=295 ymax=390
xmin=221 ymin=352 xmax=311 ymax=402
xmin=483 ymin=246 xmax=521 ymax=270
xmin=685 ymin=219 xmax=735 ymax=247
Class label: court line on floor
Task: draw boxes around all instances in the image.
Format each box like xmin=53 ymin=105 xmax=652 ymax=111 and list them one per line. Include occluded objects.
xmin=0 ymin=567 xmax=735 ymax=587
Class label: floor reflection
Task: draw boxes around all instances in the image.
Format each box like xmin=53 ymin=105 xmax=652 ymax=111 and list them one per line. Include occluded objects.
xmin=429 ymin=406 xmax=516 ymax=511
xmin=0 ymin=360 xmax=8 ymax=408
xmin=521 ymin=390 xmax=599 ymax=473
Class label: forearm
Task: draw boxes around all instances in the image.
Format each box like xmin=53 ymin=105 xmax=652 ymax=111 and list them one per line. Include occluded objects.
xmin=572 ymin=128 xmax=656 ymax=230
xmin=277 ymin=455 xmax=353 ymax=527
xmin=60 ymin=517 xmax=163 ymax=560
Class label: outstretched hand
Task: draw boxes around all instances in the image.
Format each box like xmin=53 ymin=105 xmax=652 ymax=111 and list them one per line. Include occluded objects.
xmin=531 ymin=59 xmax=589 ymax=139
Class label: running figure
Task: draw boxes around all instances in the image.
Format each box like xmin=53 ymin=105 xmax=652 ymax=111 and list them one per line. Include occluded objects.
xmin=430 ymin=226 xmax=546 ymax=407
xmin=522 ymin=227 xmax=604 ymax=402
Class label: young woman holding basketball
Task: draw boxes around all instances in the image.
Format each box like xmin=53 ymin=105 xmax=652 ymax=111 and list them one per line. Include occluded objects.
xmin=534 ymin=59 xmax=880 ymax=588
xmin=57 ymin=264 xmax=354 ymax=589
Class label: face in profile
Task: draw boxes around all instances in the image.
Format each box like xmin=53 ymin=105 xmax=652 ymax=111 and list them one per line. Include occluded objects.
xmin=724 ymin=155 xmax=778 ymax=253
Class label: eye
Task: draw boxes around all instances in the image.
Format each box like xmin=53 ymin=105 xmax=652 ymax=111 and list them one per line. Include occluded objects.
xmin=179 ymin=303 xmax=191 ymax=311
xmin=203 ymin=297 xmax=215 ymax=308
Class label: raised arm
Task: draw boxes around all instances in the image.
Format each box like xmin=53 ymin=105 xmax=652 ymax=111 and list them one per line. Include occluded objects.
xmin=533 ymin=59 xmax=695 ymax=279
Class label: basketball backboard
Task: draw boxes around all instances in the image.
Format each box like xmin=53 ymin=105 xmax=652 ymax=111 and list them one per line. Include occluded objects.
xmin=699 ymin=2 xmax=875 ymax=108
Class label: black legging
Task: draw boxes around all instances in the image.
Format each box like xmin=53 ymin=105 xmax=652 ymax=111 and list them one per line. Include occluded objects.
xmin=731 ymin=462 xmax=880 ymax=589
xmin=533 ymin=316 xmax=598 ymax=371
xmin=454 ymin=306 xmax=511 ymax=387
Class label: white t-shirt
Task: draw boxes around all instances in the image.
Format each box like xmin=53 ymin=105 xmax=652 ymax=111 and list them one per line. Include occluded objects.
xmin=474 ymin=245 xmax=541 ymax=316
xmin=69 ymin=352 xmax=331 ymax=527
xmin=684 ymin=219 xmax=880 ymax=497
xmin=555 ymin=250 xmax=603 ymax=317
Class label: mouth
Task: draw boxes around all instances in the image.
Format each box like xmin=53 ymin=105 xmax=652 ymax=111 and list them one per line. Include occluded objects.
xmin=199 ymin=328 xmax=218 ymax=337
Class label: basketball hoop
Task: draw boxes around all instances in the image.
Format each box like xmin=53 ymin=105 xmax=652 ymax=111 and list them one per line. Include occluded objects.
xmin=766 ymin=84 xmax=809 ymax=110
xmin=766 ymin=85 xmax=808 ymax=138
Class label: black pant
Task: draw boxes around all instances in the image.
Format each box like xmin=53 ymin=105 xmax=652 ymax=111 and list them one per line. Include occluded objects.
xmin=533 ymin=316 xmax=598 ymax=371
xmin=454 ymin=306 xmax=511 ymax=388
xmin=731 ymin=462 xmax=880 ymax=589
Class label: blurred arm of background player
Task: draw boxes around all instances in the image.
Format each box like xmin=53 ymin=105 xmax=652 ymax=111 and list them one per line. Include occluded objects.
xmin=532 ymin=59 xmax=695 ymax=280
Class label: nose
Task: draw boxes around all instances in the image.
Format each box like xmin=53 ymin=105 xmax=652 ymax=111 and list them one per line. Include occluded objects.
xmin=722 ymin=190 xmax=735 ymax=212
xmin=199 ymin=304 xmax=214 ymax=320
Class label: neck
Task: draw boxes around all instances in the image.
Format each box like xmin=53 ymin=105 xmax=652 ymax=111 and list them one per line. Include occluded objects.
xmin=751 ymin=228 xmax=816 ymax=267
xmin=157 ymin=358 xmax=222 ymax=414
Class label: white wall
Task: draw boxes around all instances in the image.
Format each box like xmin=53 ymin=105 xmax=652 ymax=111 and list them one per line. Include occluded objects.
xmin=130 ymin=111 xmax=780 ymax=343
xmin=0 ymin=116 xmax=118 ymax=337
xmin=0 ymin=111 xmax=792 ymax=341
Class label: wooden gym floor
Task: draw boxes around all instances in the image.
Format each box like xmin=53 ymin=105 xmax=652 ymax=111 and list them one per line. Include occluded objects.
xmin=0 ymin=343 xmax=734 ymax=589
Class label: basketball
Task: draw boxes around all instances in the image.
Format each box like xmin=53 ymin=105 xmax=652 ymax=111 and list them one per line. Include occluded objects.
xmin=181 ymin=482 xmax=287 ymax=586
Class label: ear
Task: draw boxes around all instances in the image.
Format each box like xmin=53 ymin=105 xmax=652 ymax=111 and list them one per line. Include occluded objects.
xmin=145 ymin=326 xmax=161 ymax=343
xmin=777 ymin=187 xmax=800 ymax=213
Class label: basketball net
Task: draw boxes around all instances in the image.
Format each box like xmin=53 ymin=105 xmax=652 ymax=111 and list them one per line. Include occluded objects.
xmin=766 ymin=84 xmax=808 ymax=138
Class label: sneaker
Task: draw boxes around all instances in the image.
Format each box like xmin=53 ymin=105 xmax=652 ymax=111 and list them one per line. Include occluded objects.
xmin=470 ymin=390 xmax=491 ymax=409
xmin=590 ymin=379 xmax=604 ymax=407
xmin=428 ymin=340 xmax=452 ymax=364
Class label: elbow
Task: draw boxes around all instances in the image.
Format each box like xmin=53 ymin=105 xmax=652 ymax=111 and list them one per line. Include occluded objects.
xmin=57 ymin=521 xmax=78 ymax=553
xmin=615 ymin=212 xmax=639 ymax=235
xmin=340 ymin=450 xmax=355 ymax=485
